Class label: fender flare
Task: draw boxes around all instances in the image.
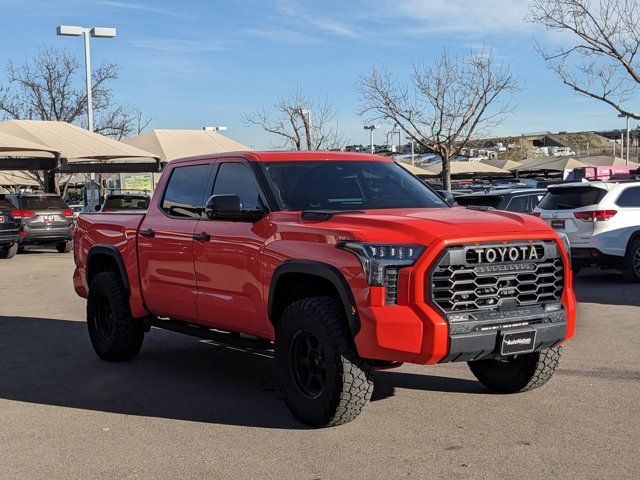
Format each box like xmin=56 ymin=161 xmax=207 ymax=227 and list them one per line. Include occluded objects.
xmin=86 ymin=244 xmax=131 ymax=295
xmin=269 ymin=259 xmax=361 ymax=335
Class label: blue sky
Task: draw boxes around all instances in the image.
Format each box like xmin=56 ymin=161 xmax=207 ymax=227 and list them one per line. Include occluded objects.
xmin=0 ymin=0 xmax=631 ymax=148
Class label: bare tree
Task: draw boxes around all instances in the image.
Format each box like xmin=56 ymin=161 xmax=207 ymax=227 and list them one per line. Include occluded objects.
xmin=243 ymin=87 xmax=347 ymax=150
xmin=528 ymin=0 xmax=640 ymax=119
xmin=0 ymin=46 xmax=151 ymax=193
xmin=357 ymin=48 xmax=520 ymax=190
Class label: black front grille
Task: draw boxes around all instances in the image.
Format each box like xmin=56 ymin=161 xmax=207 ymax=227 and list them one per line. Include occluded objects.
xmin=431 ymin=242 xmax=564 ymax=313
xmin=385 ymin=268 xmax=399 ymax=305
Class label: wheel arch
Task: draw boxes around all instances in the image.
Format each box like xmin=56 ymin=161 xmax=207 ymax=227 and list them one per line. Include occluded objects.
xmin=268 ymin=260 xmax=360 ymax=336
xmin=625 ymin=230 xmax=640 ymax=256
xmin=86 ymin=245 xmax=131 ymax=295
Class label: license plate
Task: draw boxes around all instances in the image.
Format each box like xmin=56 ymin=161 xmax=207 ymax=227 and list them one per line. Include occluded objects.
xmin=551 ymin=219 xmax=565 ymax=229
xmin=500 ymin=329 xmax=537 ymax=355
xmin=43 ymin=215 xmax=54 ymax=224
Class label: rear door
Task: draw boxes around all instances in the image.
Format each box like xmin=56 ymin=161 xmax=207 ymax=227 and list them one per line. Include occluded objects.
xmin=536 ymin=185 xmax=608 ymax=246
xmin=137 ymin=162 xmax=213 ymax=320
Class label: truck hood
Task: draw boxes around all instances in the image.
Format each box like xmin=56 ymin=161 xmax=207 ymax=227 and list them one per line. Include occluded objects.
xmin=291 ymin=207 xmax=552 ymax=245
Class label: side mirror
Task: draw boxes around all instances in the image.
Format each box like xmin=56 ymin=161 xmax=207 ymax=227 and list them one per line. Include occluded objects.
xmin=435 ymin=190 xmax=456 ymax=206
xmin=204 ymin=194 xmax=266 ymax=222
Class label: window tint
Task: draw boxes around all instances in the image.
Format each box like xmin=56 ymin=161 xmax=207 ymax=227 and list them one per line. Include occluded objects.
xmin=104 ymin=195 xmax=150 ymax=211
xmin=212 ymin=162 xmax=262 ymax=210
xmin=538 ymin=186 xmax=607 ymax=210
xmin=616 ymin=187 xmax=640 ymax=207
xmin=0 ymin=196 xmax=13 ymax=210
xmin=505 ymin=195 xmax=529 ymax=213
xmin=161 ymin=164 xmax=210 ymax=218
xmin=19 ymin=195 xmax=67 ymax=210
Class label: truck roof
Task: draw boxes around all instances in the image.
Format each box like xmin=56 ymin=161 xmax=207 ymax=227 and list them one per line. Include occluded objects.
xmin=169 ymin=151 xmax=392 ymax=165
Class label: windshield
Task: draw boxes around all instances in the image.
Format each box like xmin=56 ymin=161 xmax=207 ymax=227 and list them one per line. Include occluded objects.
xmin=19 ymin=195 xmax=68 ymax=211
xmin=538 ymin=186 xmax=607 ymax=210
xmin=104 ymin=195 xmax=150 ymax=211
xmin=263 ymin=161 xmax=447 ymax=211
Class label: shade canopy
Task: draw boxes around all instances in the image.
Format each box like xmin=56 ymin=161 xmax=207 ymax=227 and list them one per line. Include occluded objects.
xmin=512 ymin=157 xmax=589 ymax=172
xmin=397 ymin=162 xmax=432 ymax=176
xmin=123 ymin=129 xmax=250 ymax=162
xmin=577 ymin=155 xmax=639 ymax=168
xmin=422 ymin=161 xmax=509 ymax=176
xmin=0 ymin=120 xmax=159 ymax=161
xmin=480 ymin=158 xmax=522 ymax=171
xmin=0 ymin=131 xmax=59 ymax=157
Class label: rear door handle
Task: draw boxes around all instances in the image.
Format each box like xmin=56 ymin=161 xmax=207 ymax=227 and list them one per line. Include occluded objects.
xmin=193 ymin=232 xmax=211 ymax=242
xmin=139 ymin=228 xmax=155 ymax=238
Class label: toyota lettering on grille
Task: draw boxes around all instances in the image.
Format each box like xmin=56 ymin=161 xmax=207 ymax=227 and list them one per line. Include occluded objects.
xmin=469 ymin=245 xmax=544 ymax=264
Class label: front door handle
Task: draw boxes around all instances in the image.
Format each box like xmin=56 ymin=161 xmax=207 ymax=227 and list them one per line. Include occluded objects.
xmin=139 ymin=228 xmax=155 ymax=238
xmin=193 ymin=232 xmax=211 ymax=242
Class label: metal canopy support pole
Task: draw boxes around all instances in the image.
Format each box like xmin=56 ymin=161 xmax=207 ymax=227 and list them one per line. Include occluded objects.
xmin=626 ymin=116 xmax=630 ymax=166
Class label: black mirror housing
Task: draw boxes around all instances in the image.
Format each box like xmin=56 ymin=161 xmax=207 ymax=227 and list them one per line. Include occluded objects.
xmin=204 ymin=194 xmax=265 ymax=222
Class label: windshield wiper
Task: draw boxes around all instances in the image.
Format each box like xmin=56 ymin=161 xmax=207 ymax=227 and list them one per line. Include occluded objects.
xmin=301 ymin=210 xmax=365 ymax=221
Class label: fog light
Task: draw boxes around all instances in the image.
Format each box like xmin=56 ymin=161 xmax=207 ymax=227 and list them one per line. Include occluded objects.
xmin=545 ymin=303 xmax=562 ymax=312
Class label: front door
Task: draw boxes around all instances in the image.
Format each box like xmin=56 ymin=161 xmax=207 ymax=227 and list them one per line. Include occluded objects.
xmin=193 ymin=161 xmax=270 ymax=335
xmin=138 ymin=162 xmax=213 ymax=320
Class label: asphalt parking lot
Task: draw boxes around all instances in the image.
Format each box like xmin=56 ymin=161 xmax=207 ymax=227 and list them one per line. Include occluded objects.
xmin=1 ymin=249 xmax=639 ymax=480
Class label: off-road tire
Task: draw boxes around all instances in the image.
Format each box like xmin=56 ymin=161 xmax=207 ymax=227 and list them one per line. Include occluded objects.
xmin=87 ymin=271 xmax=144 ymax=361
xmin=622 ymin=238 xmax=640 ymax=282
xmin=468 ymin=347 xmax=561 ymax=393
xmin=275 ymin=296 xmax=374 ymax=427
xmin=0 ymin=243 xmax=18 ymax=259
xmin=56 ymin=240 xmax=72 ymax=254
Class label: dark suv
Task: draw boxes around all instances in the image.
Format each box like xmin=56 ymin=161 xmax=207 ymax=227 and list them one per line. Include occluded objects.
xmin=5 ymin=194 xmax=75 ymax=253
xmin=0 ymin=195 xmax=20 ymax=259
xmin=456 ymin=188 xmax=547 ymax=214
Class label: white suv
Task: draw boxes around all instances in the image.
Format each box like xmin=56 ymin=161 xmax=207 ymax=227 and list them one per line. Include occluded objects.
xmin=534 ymin=180 xmax=640 ymax=281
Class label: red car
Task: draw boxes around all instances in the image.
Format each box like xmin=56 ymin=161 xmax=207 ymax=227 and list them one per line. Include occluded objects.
xmin=73 ymin=151 xmax=576 ymax=427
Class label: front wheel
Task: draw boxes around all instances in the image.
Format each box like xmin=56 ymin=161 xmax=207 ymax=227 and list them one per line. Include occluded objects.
xmin=275 ymin=296 xmax=374 ymax=427
xmin=0 ymin=243 xmax=18 ymax=259
xmin=468 ymin=347 xmax=561 ymax=393
xmin=87 ymin=271 xmax=144 ymax=361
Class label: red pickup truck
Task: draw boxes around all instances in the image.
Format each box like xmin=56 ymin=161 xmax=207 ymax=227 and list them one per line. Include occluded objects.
xmin=73 ymin=151 xmax=576 ymax=427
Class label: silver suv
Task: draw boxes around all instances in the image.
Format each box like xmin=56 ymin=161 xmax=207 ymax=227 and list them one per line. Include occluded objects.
xmin=5 ymin=194 xmax=75 ymax=253
xmin=534 ymin=180 xmax=640 ymax=280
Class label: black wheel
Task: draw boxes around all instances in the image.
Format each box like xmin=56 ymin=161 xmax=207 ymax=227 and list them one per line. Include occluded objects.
xmin=0 ymin=243 xmax=17 ymax=259
xmin=56 ymin=240 xmax=72 ymax=253
xmin=572 ymin=262 xmax=582 ymax=277
xmin=87 ymin=271 xmax=144 ymax=361
xmin=17 ymin=245 xmax=26 ymax=254
xmin=622 ymin=238 xmax=640 ymax=282
xmin=468 ymin=347 xmax=561 ymax=393
xmin=275 ymin=296 xmax=374 ymax=427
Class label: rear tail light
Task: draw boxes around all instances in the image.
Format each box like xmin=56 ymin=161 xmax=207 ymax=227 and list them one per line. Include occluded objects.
xmin=11 ymin=210 xmax=36 ymax=218
xmin=573 ymin=210 xmax=617 ymax=222
xmin=531 ymin=212 xmax=541 ymax=217
xmin=62 ymin=209 xmax=74 ymax=217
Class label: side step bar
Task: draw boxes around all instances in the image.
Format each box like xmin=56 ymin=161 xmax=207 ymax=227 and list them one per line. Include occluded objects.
xmin=147 ymin=317 xmax=273 ymax=351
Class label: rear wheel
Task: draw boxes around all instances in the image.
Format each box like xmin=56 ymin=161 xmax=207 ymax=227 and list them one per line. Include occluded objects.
xmin=468 ymin=347 xmax=561 ymax=393
xmin=87 ymin=271 xmax=144 ymax=361
xmin=56 ymin=240 xmax=72 ymax=253
xmin=622 ymin=238 xmax=640 ymax=282
xmin=0 ymin=243 xmax=17 ymax=259
xmin=275 ymin=296 xmax=374 ymax=427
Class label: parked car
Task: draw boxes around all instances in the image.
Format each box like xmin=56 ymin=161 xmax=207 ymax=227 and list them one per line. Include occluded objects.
xmin=73 ymin=151 xmax=575 ymax=427
xmin=534 ymin=180 xmax=640 ymax=280
xmin=456 ymin=188 xmax=548 ymax=214
xmin=98 ymin=190 xmax=150 ymax=213
xmin=0 ymin=195 xmax=20 ymax=259
xmin=4 ymin=193 xmax=74 ymax=253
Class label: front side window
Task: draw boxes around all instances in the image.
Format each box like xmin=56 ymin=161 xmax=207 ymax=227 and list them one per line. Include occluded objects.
xmin=212 ymin=162 xmax=262 ymax=210
xmin=616 ymin=187 xmax=640 ymax=207
xmin=161 ymin=164 xmax=211 ymax=218
xmin=263 ymin=161 xmax=446 ymax=211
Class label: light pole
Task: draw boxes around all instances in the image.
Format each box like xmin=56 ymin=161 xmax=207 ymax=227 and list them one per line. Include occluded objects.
xmin=57 ymin=25 xmax=116 ymax=209
xmin=364 ymin=125 xmax=379 ymax=154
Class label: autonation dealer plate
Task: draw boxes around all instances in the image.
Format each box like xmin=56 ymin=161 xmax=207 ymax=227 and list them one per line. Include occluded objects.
xmin=500 ymin=330 xmax=537 ymax=355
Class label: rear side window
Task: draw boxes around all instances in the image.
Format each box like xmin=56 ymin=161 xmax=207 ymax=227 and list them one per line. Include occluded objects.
xmin=538 ymin=186 xmax=607 ymax=210
xmin=0 ymin=197 xmax=13 ymax=210
xmin=212 ymin=162 xmax=262 ymax=210
xmin=456 ymin=195 xmax=503 ymax=209
xmin=505 ymin=195 xmax=529 ymax=213
xmin=161 ymin=164 xmax=211 ymax=218
xmin=19 ymin=196 xmax=67 ymax=210
xmin=616 ymin=186 xmax=640 ymax=207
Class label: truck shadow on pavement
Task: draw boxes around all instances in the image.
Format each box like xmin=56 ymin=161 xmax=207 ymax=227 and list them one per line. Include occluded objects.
xmin=0 ymin=316 xmax=482 ymax=429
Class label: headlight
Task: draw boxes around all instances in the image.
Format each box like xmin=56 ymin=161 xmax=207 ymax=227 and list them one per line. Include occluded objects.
xmin=338 ymin=242 xmax=425 ymax=286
